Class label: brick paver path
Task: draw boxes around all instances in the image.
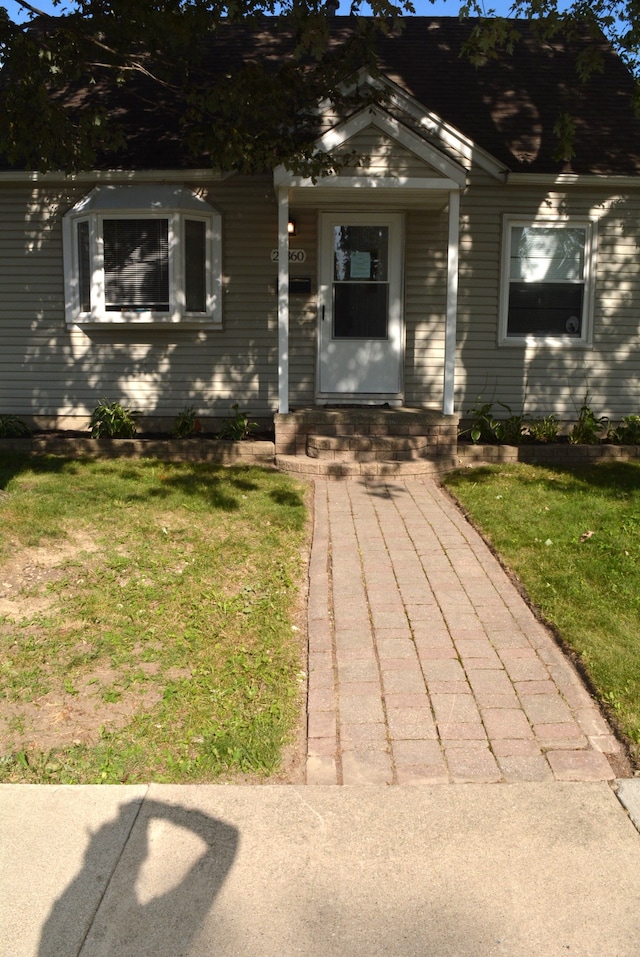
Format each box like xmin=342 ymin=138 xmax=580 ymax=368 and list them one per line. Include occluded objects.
xmin=306 ymin=478 xmax=621 ymax=785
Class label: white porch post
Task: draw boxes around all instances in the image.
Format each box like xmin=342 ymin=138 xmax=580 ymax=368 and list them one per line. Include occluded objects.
xmin=443 ymin=189 xmax=460 ymax=416
xmin=277 ymin=188 xmax=290 ymax=414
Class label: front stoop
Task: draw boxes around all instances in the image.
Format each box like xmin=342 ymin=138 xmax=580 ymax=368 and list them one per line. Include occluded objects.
xmin=275 ymin=407 xmax=459 ymax=477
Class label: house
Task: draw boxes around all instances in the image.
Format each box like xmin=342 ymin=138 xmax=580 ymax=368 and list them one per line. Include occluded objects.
xmin=2 ymin=16 xmax=640 ymax=468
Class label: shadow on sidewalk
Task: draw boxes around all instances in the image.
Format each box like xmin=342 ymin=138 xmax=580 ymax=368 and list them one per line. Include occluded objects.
xmin=38 ymin=797 xmax=239 ymax=957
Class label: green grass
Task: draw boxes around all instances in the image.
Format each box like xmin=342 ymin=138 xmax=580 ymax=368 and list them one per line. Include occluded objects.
xmin=444 ymin=462 xmax=640 ymax=760
xmin=0 ymin=454 xmax=309 ymax=783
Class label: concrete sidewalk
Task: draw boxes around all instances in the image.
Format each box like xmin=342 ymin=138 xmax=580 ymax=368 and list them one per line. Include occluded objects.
xmin=2 ymin=783 xmax=640 ymax=957
xmin=307 ymin=477 xmax=624 ymax=785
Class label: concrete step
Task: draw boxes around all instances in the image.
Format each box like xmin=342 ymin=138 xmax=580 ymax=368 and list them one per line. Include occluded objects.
xmin=276 ymin=454 xmax=458 ymax=479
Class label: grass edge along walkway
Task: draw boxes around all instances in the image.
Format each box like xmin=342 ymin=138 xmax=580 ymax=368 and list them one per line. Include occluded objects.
xmin=443 ymin=460 xmax=640 ymax=769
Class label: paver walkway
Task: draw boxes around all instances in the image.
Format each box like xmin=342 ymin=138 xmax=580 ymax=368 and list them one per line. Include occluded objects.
xmin=306 ymin=477 xmax=622 ymax=785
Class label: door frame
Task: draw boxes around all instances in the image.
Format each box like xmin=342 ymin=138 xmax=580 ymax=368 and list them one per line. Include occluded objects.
xmin=316 ymin=211 xmax=405 ymax=403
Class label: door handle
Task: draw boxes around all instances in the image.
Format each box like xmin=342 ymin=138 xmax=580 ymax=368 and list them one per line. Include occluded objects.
xmin=322 ymin=305 xmax=325 ymax=321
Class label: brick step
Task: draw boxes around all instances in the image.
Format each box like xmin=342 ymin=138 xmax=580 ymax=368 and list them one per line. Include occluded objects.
xmin=274 ymin=407 xmax=460 ymax=458
xmin=276 ymin=454 xmax=458 ymax=479
xmin=307 ymin=434 xmax=428 ymax=462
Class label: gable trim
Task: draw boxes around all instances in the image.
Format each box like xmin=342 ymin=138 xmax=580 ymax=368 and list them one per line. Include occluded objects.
xmin=275 ymin=106 xmax=467 ymax=189
xmin=350 ymin=70 xmax=508 ymax=182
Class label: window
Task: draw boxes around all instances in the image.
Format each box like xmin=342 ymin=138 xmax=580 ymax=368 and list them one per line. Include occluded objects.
xmin=63 ymin=185 xmax=222 ymax=327
xmin=499 ymin=218 xmax=595 ymax=345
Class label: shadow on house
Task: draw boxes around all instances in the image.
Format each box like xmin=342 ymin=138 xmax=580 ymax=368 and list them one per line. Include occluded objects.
xmin=38 ymin=797 xmax=240 ymax=957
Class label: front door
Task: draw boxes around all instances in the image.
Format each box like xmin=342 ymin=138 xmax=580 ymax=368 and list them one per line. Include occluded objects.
xmin=318 ymin=213 xmax=403 ymax=399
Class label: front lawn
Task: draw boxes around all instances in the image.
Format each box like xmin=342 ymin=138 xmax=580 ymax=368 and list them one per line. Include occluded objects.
xmin=0 ymin=454 xmax=309 ymax=783
xmin=443 ymin=461 xmax=640 ymax=764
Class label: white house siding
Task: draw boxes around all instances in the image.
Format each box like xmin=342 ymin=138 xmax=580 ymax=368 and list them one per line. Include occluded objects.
xmin=287 ymin=209 xmax=318 ymax=409
xmin=334 ymin=128 xmax=443 ymax=178
xmin=0 ymin=175 xmax=282 ymax=427
xmin=4 ymin=174 xmax=639 ymax=427
xmin=455 ymin=184 xmax=640 ymax=423
xmin=403 ymin=206 xmax=449 ymax=407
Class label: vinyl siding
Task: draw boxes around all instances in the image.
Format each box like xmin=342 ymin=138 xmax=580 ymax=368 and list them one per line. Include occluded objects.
xmin=0 ymin=176 xmax=281 ymax=421
xmin=404 ymin=208 xmax=449 ymax=407
xmin=288 ymin=209 xmax=318 ymax=407
xmin=334 ymin=128 xmax=447 ymax=178
xmin=455 ymin=185 xmax=640 ymax=421
xmin=3 ymin=176 xmax=640 ymax=425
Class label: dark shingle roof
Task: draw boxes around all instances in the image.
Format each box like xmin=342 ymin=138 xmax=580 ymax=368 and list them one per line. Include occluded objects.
xmin=376 ymin=18 xmax=640 ymax=175
xmin=4 ymin=16 xmax=640 ymax=175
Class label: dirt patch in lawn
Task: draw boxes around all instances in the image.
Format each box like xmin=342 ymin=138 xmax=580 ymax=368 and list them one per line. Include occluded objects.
xmin=0 ymin=527 xmax=308 ymax=783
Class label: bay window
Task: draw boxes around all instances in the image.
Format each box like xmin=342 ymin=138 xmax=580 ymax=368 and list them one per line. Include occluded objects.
xmin=63 ymin=185 xmax=221 ymax=327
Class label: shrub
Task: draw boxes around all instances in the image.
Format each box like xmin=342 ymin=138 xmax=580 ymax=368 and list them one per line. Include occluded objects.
xmin=608 ymin=414 xmax=640 ymax=444
xmin=89 ymin=400 xmax=140 ymax=438
xmin=526 ymin=414 xmax=560 ymax=443
xmin=0 ymin=414 xmax=31 ymax=438
xmin=461 ymin=400 xmax=525 ymax=445
xmin=217 ymin=404 xmax=258 ymax=441
xmin=173 ymin=406 xmax=201 ymax=438
xmin=569 ymin=397 xmax=608 ymax=444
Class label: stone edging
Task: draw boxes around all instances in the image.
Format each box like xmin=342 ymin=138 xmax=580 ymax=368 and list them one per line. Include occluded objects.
xmin=456 ymin=443 xmax=640 ymax=467
xmin=0 ymin=435 xmax=276 ymax=465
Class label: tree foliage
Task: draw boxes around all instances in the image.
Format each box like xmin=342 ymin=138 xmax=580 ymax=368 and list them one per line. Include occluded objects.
xmin=0 ymin=1 xmax=414 ymax=172
xmin=0 ymin=0 xmax=639 ymax=173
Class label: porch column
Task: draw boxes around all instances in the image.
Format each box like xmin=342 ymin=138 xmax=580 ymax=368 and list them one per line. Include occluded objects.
xmin=277 ymin=187 xmax=290 ymax=414
xmin=443 ymin=189 xmax=460 ymax=416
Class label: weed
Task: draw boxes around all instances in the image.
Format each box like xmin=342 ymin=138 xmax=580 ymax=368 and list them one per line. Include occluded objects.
xmin=172 ymin=406 xmax=201 ymax=439
xmin=217 ymin=404 xmax=258 ymax=441
xmin=0 ymin=414 xmax=31 ymax=438
xmin=89 ymin=400 xmax=140 ymax=439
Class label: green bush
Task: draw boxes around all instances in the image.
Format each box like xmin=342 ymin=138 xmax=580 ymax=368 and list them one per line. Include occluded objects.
xmin=217 ymin=404 xmax=257 ymax=441
xmin=526 ymin=414 xmax=560 ymax=443
xmin=569 ymin=397 xmax=608 ymax=444
xmin=461 ymin=400 xmax=525 ymax=445
xmin=173 ymin=406 xmax=201 ymax=438
xmin=89 ymin=400 xmax=140 ymax=438
xmin=608 ymin=415 xmax=640 ymax=444
xmin=0 ymin=415 xmax=31 ymax=438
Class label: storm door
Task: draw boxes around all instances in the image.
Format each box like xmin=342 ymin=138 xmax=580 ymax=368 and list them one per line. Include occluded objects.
xmin=318 ymin=213 xmax=403 ymax=397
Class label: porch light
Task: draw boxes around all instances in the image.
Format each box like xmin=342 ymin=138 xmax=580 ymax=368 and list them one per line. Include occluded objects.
xmin=287 ymin=218 xmax=297 ymax=237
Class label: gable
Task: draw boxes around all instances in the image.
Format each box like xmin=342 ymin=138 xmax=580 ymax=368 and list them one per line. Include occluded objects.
xmin=334 ymin=126 xmax=455 ymax=179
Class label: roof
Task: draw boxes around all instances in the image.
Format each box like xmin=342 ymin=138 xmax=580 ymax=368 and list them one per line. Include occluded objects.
xmin=3 ymin=16 xmax=640 ymax=176
xmin=375 ymin=19 xmax=640 ymax=176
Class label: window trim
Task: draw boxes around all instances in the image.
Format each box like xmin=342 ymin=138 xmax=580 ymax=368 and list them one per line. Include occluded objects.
xmin=62 ymin=185 xmax=222 ymax=328
xmin=498 ymin=216 xmax=596 ymax=347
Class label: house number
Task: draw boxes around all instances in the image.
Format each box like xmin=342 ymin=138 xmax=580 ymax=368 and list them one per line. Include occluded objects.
xmin=271 ymin=249 xmax=307 ymax=263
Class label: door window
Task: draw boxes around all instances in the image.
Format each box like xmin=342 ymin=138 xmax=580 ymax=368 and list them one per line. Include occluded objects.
xmin=332 ymin=225 xmax=389 ymax=339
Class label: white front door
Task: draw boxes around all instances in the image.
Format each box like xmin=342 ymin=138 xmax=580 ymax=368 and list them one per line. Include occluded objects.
xmin=318 ymin=213 xmax=403 ymax=399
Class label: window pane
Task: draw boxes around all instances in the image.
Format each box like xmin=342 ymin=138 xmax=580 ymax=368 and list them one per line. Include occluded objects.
xmin=104 ymin=219 xmax=169 ymax=312
xmin=185 ymin=219 xmax=206 ymax=313
xmin=333 ymin=226 xmax=388 ymax=281
xmin=77 ymin=221 xmax=91 ymax=313
xmin=507 ymin=283 xmax=583 ymax=336
xmin=334 ymin=284 xmax=388 ymax=338
xmin=510 ymin=227 xmax=585 ymax=282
